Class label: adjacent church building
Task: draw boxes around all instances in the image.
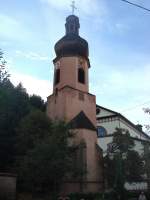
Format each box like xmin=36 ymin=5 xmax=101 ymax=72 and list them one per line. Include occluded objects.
xmin=96 ymin=105 xmax=150 ymax=156
xmin=96 ymin=105 xmax=150 ymax=191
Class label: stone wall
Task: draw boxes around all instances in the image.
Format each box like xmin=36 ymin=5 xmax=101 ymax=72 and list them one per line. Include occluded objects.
xmin=0 ymin=173 xmax=17 ymax=200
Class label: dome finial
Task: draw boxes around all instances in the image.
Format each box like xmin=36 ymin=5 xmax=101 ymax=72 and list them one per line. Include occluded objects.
xmin=70 ymin=1 xmax=77 ymax=15
xmin=65 ymin=15 xmax=80 ymax=35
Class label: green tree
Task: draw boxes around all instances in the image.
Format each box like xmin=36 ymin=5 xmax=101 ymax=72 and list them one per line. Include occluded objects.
xmin=105 ymin=128 xmax=144 ymax=199
xmin=0 ymin=82 xmax=30 ymax=171
xmin=0 ymin=52 xmax=46 ymax=171
xmin=143 ymin=108 xmax=150 ymax=191
xmin=29 ymin=94 xmax=46 ymax=112
xmin=0 ymin=49 xmax=9 ymax=84
xmin=143 ymin=108 xmax=150 ymax=134
xmin=16 ymin=110 xmax=75 ymax=195
xmin=143 ymin=142 xmax=150 ymax=191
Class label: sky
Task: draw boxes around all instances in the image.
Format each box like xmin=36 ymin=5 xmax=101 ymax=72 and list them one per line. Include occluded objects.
xmin=0 ymin=0 xmax=150 ymax=130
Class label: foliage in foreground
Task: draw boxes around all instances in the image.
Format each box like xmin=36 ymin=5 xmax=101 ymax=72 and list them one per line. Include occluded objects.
xmin=104 ymin=128 xmax=145 ymax=199
xmin=0 ymin=49 xmax=46 ymax=171
xmin=16 ymin=111 xmax=75 ymax=194
xmin=0 ymin=50 xmax=76 ymax=196
xmin=0 ymin=49 xmax=9 ymax=84
xmin=68 ymin=191 xmax=150 ymax=200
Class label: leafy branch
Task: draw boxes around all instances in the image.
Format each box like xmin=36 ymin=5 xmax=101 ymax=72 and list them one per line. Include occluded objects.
xmin=0 ymin=49 xmax=10 ymax=84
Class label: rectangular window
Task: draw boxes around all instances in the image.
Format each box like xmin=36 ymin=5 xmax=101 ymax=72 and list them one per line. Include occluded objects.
xmin=54 ymin=69 xmax=60 ymax=85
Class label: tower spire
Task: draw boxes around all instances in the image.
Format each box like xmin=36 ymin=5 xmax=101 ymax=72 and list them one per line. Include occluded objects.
xmin=70 ymin=1 xmax=77 ymax=15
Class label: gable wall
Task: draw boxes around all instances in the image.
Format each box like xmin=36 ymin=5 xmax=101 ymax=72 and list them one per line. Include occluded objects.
xmin=97 ymin=108 xmax=115 ymax=118
xmin=97 ymin=117 xmax=119 ymax=135
xmin=97 ymin=116 xmax=147 ymax=141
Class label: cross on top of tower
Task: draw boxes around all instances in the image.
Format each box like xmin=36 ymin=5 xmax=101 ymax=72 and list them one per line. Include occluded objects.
xmin=70 ymin=1 xmax=77 ymax=15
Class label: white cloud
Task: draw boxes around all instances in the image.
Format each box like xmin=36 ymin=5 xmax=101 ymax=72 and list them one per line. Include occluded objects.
xmin=0 ymin=14 xmax=31 ymax=40
xmin=10 ymin=72 xmax=53 ymax=100
xmin=94 ymin=64 xmax=150 ymax=97
xmin=0 ymin=41 xmax=11 ymax=46
xmin=15 ymin=50 xmax=49 ymax=61
xmin=90 ymin=64 xmax=150 ymax=126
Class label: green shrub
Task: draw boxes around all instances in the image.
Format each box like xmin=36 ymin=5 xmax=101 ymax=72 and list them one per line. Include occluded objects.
xmin=68 ymin=192 xmax=117 ymax=200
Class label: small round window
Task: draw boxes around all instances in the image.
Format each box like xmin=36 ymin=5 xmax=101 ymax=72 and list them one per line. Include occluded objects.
xmin=97 ymin=126 xmax=107 ymax=137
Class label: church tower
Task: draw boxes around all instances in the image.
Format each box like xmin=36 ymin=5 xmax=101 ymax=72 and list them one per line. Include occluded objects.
xmin=47 ymin=14 xmax=103 ymax=193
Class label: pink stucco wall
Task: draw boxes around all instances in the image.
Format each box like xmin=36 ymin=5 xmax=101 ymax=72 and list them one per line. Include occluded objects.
xmin=53 ymin=57 xmax=89 ymax=93
xmin=46 ymin=55 xmax=103 ymax=193
xmin=47 ymin=86 xmax=96 ymax=126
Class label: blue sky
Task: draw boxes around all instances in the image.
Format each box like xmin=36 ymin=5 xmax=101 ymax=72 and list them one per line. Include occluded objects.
xmin=0 ymin=0 xmax=150 ymax=129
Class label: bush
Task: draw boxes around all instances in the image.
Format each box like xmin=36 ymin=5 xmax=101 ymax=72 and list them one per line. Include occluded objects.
xmin=68 ymin=192 xmax=117 ymax=200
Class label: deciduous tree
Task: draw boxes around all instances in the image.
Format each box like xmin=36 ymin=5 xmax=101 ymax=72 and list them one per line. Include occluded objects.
xmin=16 ymin=111 xmax=75 ymax=195
xmin=0 ymin=49 xmax=9 ymax=84
xmin=104 ymin=128 xmax=145 ymax=199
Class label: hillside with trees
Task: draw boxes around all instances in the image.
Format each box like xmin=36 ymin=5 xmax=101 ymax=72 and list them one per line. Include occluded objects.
xmin=0 ymin=50 xmax=75 ymax=197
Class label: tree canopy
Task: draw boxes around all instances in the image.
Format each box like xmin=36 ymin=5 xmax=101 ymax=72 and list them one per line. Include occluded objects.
xmin=0 ymin=50 xmax=46 ymax=171
xmin=104 ymin=128 xmax=145 ymax=197
xmin=0 ymin=50 xmax=75 ymax=196
xmin=16 ymin=111 xmax=75 ymax=194
xmin=0 ymin=49 xmax=10 ymax=85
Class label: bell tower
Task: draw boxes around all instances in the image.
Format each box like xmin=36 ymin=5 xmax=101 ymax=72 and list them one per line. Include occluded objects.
xmin=53 ymin=15 xmax=90 ymax=94
xmin=47 ymin=14 xmax=103 ymax=193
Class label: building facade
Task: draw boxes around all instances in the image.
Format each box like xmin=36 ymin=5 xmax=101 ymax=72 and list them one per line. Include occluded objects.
xmin=96 ymin=105 xmax=150 ymax=191
xmin=96 ymin=105 xmax=150 ymax=155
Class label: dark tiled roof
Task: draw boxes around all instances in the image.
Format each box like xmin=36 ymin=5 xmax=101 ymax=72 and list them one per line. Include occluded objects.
xmin=68 ymin=111 xmax=96 ymax=131
xmin=54 ymin=34 xmax=89 ymax=64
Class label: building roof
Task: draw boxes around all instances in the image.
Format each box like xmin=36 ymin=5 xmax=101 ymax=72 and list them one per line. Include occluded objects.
xmin=96 ymin=104 xmax=118 ymax=115
xmin=96 ymin=105 xmax=150 ymax=140
xmin=54 ymin=15 xmax=89 ymax=64
xmin=68 ymin=111 xmax=96 ymax=131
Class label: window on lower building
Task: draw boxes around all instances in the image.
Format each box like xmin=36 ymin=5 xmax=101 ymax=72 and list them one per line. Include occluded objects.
xmin=97 ymin=126 xmax=107 ymax=137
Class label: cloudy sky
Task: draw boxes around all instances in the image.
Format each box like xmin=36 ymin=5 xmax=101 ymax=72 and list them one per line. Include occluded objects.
xmin=0 ymin=0 xmax=150 ymax=129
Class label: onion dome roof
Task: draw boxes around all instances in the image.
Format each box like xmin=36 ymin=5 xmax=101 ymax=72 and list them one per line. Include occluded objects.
xmin=54 ymin=15 xmax=89 ymax=61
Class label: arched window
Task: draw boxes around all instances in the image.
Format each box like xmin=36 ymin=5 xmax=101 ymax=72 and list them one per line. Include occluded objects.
xmin=97 ymin=126 xmax=107 ymax=137
xmin=78 ymin=68 xmax=85 ymax=84
xmin=54 ymin=69 xmax=60 ymax=85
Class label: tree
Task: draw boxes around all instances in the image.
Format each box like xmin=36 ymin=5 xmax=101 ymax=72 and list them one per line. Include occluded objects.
xmin=143 ymin=142 xmax=150 ymax=191
xmin=143 ymin=107 xmax=150 ymax=191
xmin=104 ymin=128 xmax=145 ymax=199
xmin=29 ymin=94 xmax=46 ymax=112
xmin=0 ymin=82 xmax=30 ymax=171
xmin=0 ymin=55 xmax=46 ymax=171
xmin=15 ymin=110 xmax=75 ymax=195
xmin=143 ymin=108 xmax=150 ymax=134
xmin=0 ymin=49 xmax=10 ymax=84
